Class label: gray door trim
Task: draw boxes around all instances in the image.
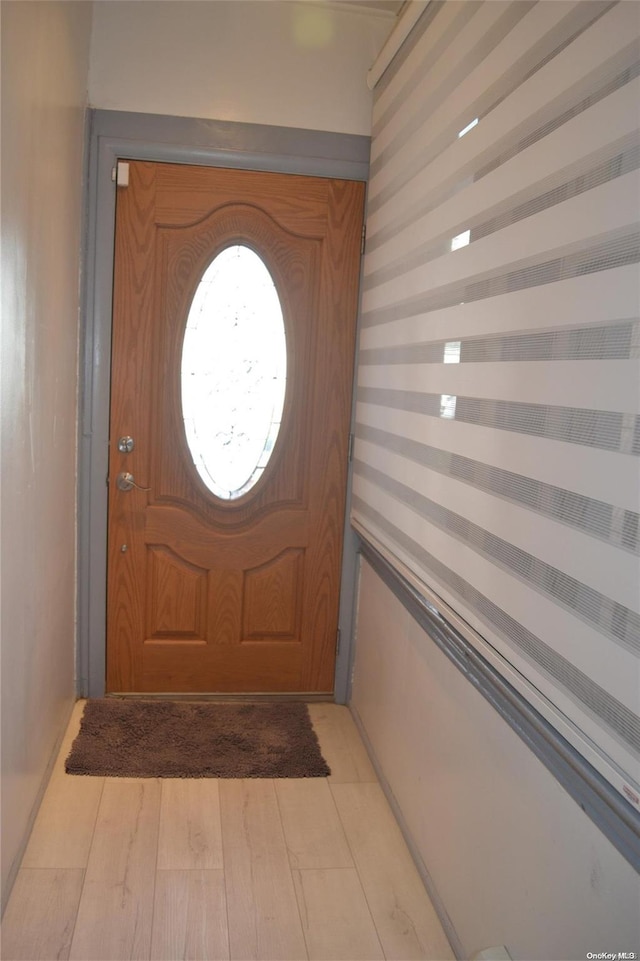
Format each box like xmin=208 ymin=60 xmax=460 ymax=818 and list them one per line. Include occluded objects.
xmin=358 ymin=538 xmax=640 ymax=873
xmin=78 ymin=108 xmax=370 ymax=699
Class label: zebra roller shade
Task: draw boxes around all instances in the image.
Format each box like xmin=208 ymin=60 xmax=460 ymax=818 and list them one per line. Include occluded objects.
xmin=353 ymin=0 xmax=640 ymax=805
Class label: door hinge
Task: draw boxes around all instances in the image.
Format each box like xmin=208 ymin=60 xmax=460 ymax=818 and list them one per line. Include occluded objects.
xmin=361 ymin=224 xmax=367 ymax=256
xmin=111 ymin=161 xmax=130 ymax=187
xmin=348 ymin=432 xmax=355 ymax=462
xmin=336 ymin=628 xmax=341 ymax=655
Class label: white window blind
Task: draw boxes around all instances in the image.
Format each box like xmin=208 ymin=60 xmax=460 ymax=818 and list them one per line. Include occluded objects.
xmin=352 ymin=0 xmax=640 ymax=807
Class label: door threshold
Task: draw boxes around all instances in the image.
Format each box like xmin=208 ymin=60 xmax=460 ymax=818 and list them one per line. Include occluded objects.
xmin=105 ymin=692 xmax=335 ymax=702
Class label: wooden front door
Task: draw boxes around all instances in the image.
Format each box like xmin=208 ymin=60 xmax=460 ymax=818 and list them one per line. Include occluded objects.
xmin=106 ymin=161 xmax=364 ymax=694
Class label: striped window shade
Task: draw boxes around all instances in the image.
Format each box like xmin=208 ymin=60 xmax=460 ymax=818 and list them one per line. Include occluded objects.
xmin=352 ymin=0 xmax=640 ymax=806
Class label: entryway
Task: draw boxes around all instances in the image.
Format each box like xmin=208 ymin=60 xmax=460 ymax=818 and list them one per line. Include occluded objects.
xmin=2 ymin=701 xmax=454 ymax=960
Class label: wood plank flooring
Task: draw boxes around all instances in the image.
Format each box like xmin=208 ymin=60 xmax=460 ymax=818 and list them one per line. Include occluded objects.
xmin=1 ymin=701 xmax=454 ymax=961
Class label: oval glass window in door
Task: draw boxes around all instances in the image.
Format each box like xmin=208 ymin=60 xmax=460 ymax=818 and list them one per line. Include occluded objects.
xmin=181 ymin=245 xmax=287 ymax=500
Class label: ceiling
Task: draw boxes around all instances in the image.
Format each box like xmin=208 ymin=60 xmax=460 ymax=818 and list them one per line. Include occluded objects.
xmin=315 ymin=0 xmax=405 ymax=18
xmin=344 ymin=0 xmax=404 ymax=12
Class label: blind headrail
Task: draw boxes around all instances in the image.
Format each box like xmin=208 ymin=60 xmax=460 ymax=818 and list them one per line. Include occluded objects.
xmin=367 ymin=0 xmax=431 ymax=89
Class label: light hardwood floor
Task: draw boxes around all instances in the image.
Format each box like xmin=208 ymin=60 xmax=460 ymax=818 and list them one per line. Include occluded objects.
xmin=1 ymin=701 xmax=454 ymax=961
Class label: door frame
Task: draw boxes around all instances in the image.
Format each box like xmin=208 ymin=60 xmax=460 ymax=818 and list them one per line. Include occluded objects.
xmin=78 ymin=108 xmax=370 ymax=699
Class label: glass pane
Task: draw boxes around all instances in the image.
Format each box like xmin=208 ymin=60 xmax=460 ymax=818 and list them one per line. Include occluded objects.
xmin=181 ymin=245 xmax=287 ymax=500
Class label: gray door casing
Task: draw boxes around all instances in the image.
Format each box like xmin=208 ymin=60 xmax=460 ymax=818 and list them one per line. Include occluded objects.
xmin=78 ymin=108 xmax=370 ymax=699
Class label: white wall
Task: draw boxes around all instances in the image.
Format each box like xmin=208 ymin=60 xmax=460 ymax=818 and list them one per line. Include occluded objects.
xmin=88 ymin=0 xmax=391 ymax=135
xmin=0 ymin=0 xmax=93 ymax=907
xmin=351 ymin=560 xmax=640 ymax=961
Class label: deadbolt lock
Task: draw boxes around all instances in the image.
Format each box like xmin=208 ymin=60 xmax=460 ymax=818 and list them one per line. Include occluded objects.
xmin=117 ymin=435 xmax=135 ymax=454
